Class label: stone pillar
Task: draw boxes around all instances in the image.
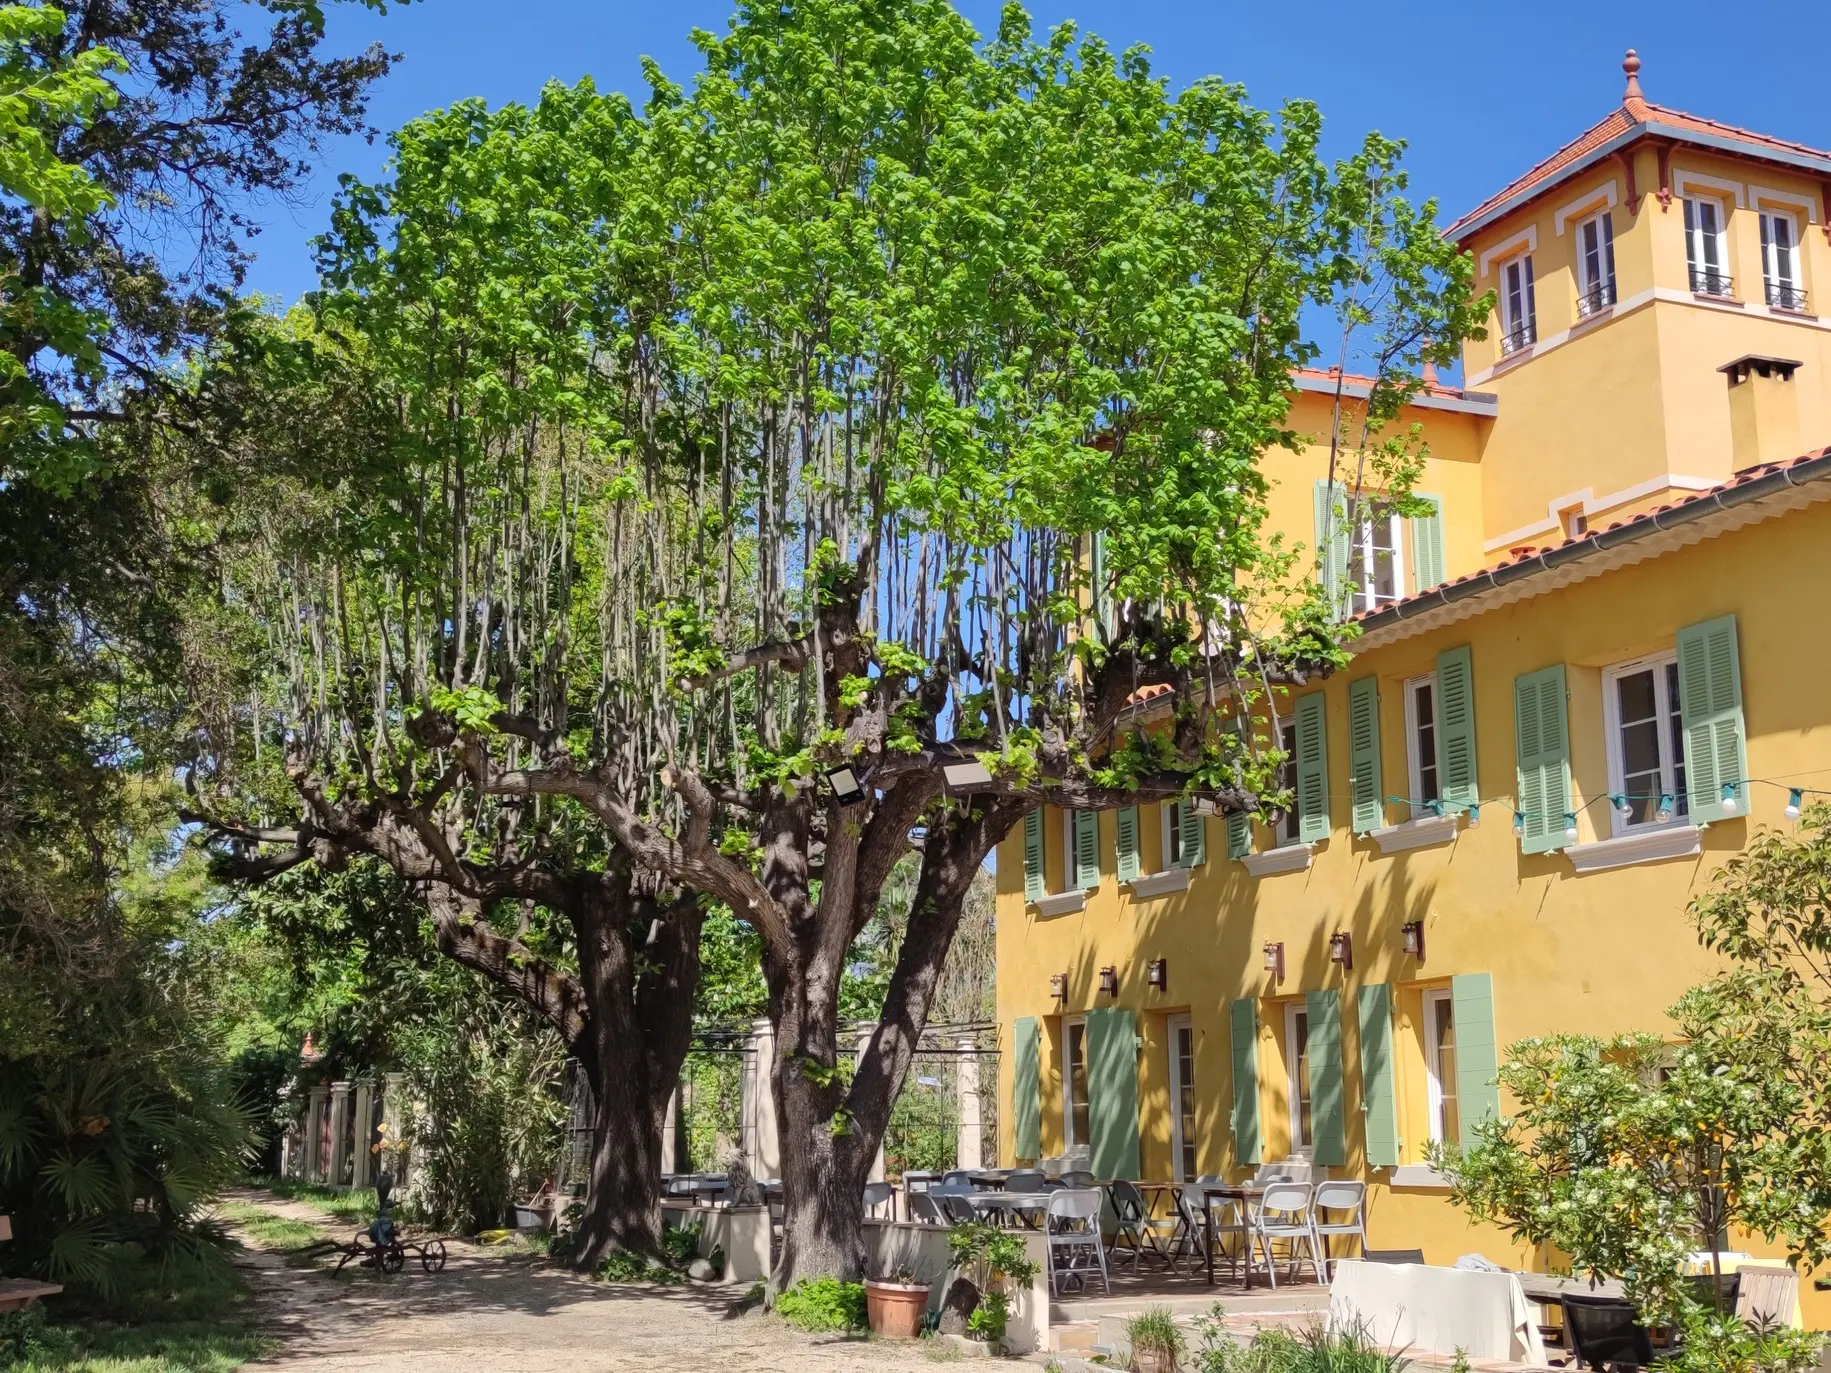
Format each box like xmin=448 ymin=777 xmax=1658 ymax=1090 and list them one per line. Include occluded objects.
xmin=661 ymin=1082 xmax=681 ymax=1175
xmin=305 ymin=1084 xmax=330 ymax=1183
xmin=328 ymin=1081 xmax=353 ymax=1189
xmin=956 ymin=1036 xmax=984 ymax=1172
xmin=855 ymin=1027 xmax=887 ymax=1184
xmin=742 ymin=1017 xmax=780 ymax=1181
xmin=351 ymin=1080 xmax=375 ymax=1188
xmin=381 ymin=1072 xmax=407 ymax=1184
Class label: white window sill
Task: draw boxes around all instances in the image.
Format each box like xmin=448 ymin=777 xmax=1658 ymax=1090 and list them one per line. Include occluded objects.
xmin=1127 ymin=869 xmax=1191 ymax=900
xmin=1388 ymin=1164 xmax=1454 ymax=1191
xmin=1241 ymin=844 xmax=1313 ymax=878
xmin=1367 ymin=813 xmax=1460 ymax=855
xmin=1034 ymin=890 xmax=1086 ymax=918
xmin=1566 ymin=824 xmax=1702 ymax=874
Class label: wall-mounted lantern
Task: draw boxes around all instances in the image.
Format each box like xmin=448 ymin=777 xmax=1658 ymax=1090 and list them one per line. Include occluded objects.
xmin=1147 ymin=958 xmax=1168 ymax=992
xmin=1329 ymin=931 xmax=1354 ymax=971
xmin=1262 ymin=941 xmax=1285 ymax=985
xmin=1401 ymin=920 xmax=1426 ymax=963
xmin=1098 ymin=966 xmax=1119 ymax=997
xmin=1050 ymin=973 xmax=1068 ymax=1003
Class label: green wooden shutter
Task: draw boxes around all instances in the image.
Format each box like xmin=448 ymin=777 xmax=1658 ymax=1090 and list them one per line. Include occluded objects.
xmin=1012 ymin=1017 xmax=1041 ymax=1160
xmin=1072 ymin=810 xmax=1100 ymax=889
xmin=1228 ymin=999 xmax=1262 ymax=1166
xmin=1513 ymin=665 xmax=1572 ymax=854
xmin=1179 ymin=803 xmax=1206 ymax=868
xmin=1305 ymin=989 xmax=1346 ymax=1166
xmin=1347 ymin=676 xmax=1384 ymax=834
xmin=1450 ymin=974 xmax=1501 ymax=1151
xmin=1115 ymin=806 xmax=1140 ymax=882
xmin=1357 ymin=984 xmax=1400 ymax=1167
xmin=1435 ymin=645 xmax=1479 ymax=811
xmin=1295 ymin=692 xmax=1330 ymax=844
xmin=1676 ymin=614 xmax=1747 ymax=824
xmin=1410 ymin=493 xmax=1446 ymax=592
xmin=1023 ymin=810 xmax=1045 ymax=902
xmin=1225 ymin=811 xmax=1252 ymax=861
xmin=1312 ymin=480 xmax=1349 ymax=620
xmin=1085 ymin=1008 xmax=1141 ymax=1181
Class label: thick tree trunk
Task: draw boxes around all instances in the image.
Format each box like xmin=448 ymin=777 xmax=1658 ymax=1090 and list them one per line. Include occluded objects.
xmin=572 ymin=1044 xmax=669 ymax=1262
xmin=771 ymin=1042 xmax=872 ymax=1286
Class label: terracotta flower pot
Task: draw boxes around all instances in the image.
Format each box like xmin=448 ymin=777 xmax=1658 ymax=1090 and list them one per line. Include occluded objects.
xmin=864 ymin=1279 xmax=930 ymax=1339
xmin=1131 ymin=1347 xmax=1178 ymax=1373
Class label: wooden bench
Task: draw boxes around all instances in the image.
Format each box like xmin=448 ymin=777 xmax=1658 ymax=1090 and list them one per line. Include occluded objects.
xmin=0 ymin=1215 xmax=63 ymax=1313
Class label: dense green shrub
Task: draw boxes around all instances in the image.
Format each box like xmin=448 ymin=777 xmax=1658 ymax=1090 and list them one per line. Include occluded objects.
xmin=774 ymin=1278 xmax=867 ymax=1332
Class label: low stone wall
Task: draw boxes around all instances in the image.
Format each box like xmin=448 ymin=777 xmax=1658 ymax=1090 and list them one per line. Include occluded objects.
xmin=863 ymin=1219 xmax=1051 ymax=1355
xmin=660 ymin=1203 xmax=772 ymax=1286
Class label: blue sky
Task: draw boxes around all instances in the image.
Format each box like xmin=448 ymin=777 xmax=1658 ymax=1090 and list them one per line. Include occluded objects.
xmin=243 ymin=0 xmax=1831 ymax=309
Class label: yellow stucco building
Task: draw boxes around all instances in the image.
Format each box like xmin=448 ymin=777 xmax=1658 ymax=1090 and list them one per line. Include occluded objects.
xmin=994 ymin=53 xmax=1831 ymax=1315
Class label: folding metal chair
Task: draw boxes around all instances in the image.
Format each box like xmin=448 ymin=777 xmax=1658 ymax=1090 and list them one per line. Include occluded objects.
xmin=1251 ymin=1182 xmax=1322 ymax=1288
xmin=1107 ymin=1180 xmax=1174 ymax=1271
xmin=1308 ymin=1180 xmax=1368 ymax=1281
xmin=862 ymin=1180 xmax=895 ymax=1219
xmin=1560 ymin=1293 xmax=1660 ymax=1370
xmin=1044 ymin=1188 xmax=1110 ymax=1296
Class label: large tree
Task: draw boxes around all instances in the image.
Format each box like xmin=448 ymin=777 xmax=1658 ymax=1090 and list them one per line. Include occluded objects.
xmin=180 ymin=0 xmax=1475 ymax=1282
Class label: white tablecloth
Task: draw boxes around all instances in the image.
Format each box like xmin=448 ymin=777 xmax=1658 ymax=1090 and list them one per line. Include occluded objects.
xmin=1327 ymin=1261 xmax=1548 ymax=1365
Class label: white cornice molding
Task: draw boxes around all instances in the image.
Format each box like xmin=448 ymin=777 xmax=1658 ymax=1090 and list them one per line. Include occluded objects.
xmin=1478 ymin=226 xmax=1538 ymax=279
xmin=1367 ymin=813 xmax=1462 ymax=855
xmin=1554 ymin=180 xmax=1619 ymax=235
xmin=1483 ymin=473 xmax=1720 ymax=553
xmin=1673 ymin=168 xmax=1746 ymax=209
xmin=1035 ymin=890 xmax=1087 ymax=918
xmin=1127 ymin=869 xmax=1191 ymax=900
xmin=1241 ymin=844 xmax=1314 ymax=878
xmin=1566 ymin=824 xmax=1703 ymax=874
xmin=1748 ymin=183 xmax=1820 ymax=221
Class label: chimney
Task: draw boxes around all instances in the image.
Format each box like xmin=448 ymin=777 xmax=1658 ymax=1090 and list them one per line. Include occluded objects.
xmin=1719 ymin=355 xmax=1802 ymax=471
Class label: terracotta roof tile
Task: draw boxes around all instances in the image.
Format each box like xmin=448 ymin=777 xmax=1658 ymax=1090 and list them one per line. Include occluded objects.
xmin=1290 ymin=367 xmax=1472 ymax=403
xmin=1447 ymin=96 xmax=1831 ymax=244
xmin=1350 ymin=449 xmax=1831 ymax=625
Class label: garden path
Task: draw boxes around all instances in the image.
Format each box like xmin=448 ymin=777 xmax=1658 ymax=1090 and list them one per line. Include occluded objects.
xmin=218 ymin=1188 xmax=957 ymax=1372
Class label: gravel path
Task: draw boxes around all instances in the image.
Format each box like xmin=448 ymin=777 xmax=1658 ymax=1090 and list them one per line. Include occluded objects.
xmin=217 ymin=1189 xmax=960 ymax=1372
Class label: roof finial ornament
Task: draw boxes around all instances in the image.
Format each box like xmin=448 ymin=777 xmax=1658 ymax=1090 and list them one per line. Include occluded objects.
xmin=1623 ymin=49 xmax=1644 ymax=103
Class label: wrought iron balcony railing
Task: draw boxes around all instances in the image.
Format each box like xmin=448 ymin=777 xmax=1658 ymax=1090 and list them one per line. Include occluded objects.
xmin=1576 ymin=280 xmax=1617 ymax=317
xmin=1689 ymin=266 xmax=1735 ymax=298
xmin=1766 ymin=280 xmax=1810 ymax=312
xmin=1498 ymin=319 xmax=1536 ymax=356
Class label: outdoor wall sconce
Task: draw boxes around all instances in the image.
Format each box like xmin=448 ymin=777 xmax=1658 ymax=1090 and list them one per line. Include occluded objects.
xmin=1050 ymin=973 xmax=1068 ymax=1003
xmin=1401 ymin=920 xmax=1426 ymax=963
xmin=1262 ymin=941 xmax=1285 ymax=984
xmin=1098 ymin=966 xmax=1119 ymax=997
xmin=1329 ymin=931 xmax=1353 ymax=971
xmin=1147 ymin=958 xmax=1168 ymax=992
xmin=823 ymin=764 xmax=867 ymax=806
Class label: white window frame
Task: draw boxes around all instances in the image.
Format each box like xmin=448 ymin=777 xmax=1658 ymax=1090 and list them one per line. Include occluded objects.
xmin=1347 ymin=510 xmax=1406 ymax=615
xmin=1423 ymin=989 xmax=1456 ymax=1146
xmin=1683 ymin=195 xmax=1732 ymax=295
xmin=1498 ymin=252 xmax=1537 ymax=352
xmin=1062 ymin=1014 xmax=1089 ymax=1154
xmin=1759 ymin=208 xmax=1803 ymax=308
xmin=1575 ymin=209 xmax=1617 ymax=313
xmin=1274 ymin=722 xmax=1302 ymax=847
xmin=1403 ymin=672 xmax=1441 ymax=821
xmin=1160 ymin=800 xmax=1185 ymax=871
xmin=1167 ymin=1014 xmax=1196 ymax=1183
xmin=1602 ymin=650 xmax=1688 ymax=837
xmin=1284 ymin=1001 xmax=1311 ymax=1155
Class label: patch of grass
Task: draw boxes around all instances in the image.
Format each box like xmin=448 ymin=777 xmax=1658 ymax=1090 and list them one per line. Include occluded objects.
xmin=213 ymin=1202 xmax=328 ymax=1254
xmin=245 ymin=1177 xmax=375 ymax=1226
xmin=2 ymin=1261 xmax=268 ymax=1372
xmin=774 ymin=1278 xmax=867 ymax=1333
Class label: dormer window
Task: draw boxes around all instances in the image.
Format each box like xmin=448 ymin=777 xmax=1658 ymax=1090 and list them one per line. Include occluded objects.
xmin=1575 ymin=211 xmax=1616 ymax=317
xmin=1759 ymin=210 xmax=1806 ymax=312
xmin=1498 ymin=253 xmax=1537 ymax=355
xmin=1684 ymin=196 xmax=1733 ymax=298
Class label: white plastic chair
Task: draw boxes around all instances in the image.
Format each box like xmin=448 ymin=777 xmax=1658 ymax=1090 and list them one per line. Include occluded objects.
xmin=1308 ymin=1180 xmax=1367 ymax=1280
xmin=1252 ymin=1181 xmax=1322 ymax=1288
xmin=1045 ymin=1188 xmax=1110 ymax=1296
xmin=862 ymin=1180 xmax=895 ymax=1219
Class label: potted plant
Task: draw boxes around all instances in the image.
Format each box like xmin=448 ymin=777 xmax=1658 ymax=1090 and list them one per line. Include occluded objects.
xmin=864 ymin=1264 xmax=931 ymax=1339
xmin=1126 ymin=1307 xmax=1186 ymax=1373
xmin=945 ymin=1220 xmax=1041 ymax=1350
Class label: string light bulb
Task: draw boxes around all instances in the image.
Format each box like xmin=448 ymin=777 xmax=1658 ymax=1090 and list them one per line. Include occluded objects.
xmin=1720 ymin=782 xmax=1739 ymax=817
xmin=1656 ymin=793 xmax=1675 ymax=823
xmin=1786 ymin=789 xmax=1804 ymax=822
xmin=1611 ymin=794 xmax=1632 ymax=822
xmin=1563 ymin=813 xmax=1579 ymax=846
xmin=1466 ymin=804 xmax=1481 ymax=829
xmin=1512 ymin=811 xmax=1525 ymax=837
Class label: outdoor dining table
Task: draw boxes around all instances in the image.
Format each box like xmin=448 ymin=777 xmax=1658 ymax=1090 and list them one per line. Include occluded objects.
xmin=1199 ymin=1184 xmax=1267 ymax=1288
xmin=963 ymin=1190 xmax=1055 ymax=1228
xmin=967 ymin=1168 xmax=1013 ymax=1189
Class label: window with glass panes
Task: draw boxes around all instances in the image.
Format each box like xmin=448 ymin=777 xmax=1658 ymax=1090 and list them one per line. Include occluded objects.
xmin=1064 ymin=1018 xmax=1090 ymax=1151
xmin=1276 ymin=722 xmax=1301 ymax=845
xmin=1761 ymin=209 xmax=1803 ymax=308
xmin=1424 ymin=990 xmax=1459 ymax=1145
xmin=1604 ymin=653 xmax=1688 ymax=832
xmin=1577 ymin=210 xmax=1616 ymax=313
xmin=1684 ymin=197 xmax=1731 ymax=295
xmin=1169 ymin=1017 xmax=1197 ymax=1182
xmin=1499 ymin=254 xmax=1537 ymax=352
xmin=1285 ymin=1002 xmax=1311 ymax=1151
xmin=1348 ymin=512 xmax=1403 ymax=614
xmin=1405 ymin=674 xmax=1440 ymax=817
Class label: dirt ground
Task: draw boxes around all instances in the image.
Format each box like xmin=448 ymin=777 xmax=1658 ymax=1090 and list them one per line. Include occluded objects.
xmin=219 ymin=1189 xmax=965 ymax=1372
